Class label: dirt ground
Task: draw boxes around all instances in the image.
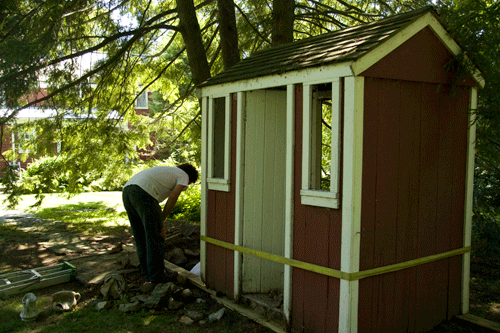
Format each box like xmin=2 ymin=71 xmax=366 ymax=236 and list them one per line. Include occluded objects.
xmin=1 ymin=210 xmax=500 ymax=333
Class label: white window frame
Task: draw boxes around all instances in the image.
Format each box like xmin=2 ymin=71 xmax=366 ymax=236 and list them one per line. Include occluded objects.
xmin=135 ymin=91 xmax=149 ymax=109
xmin=301 ymin=78 xmax=342 ymax=208
xmin=13 ymin=129 xmax=36 ymax=154
xmin=207 ymin=94 xmax=231 ymax=192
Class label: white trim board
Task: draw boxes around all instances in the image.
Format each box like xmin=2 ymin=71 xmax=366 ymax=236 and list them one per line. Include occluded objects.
xmin=200 ymin=96 xmax=208 ymax=281
xmin=462 ymin=87 xmax=477 ymax=314
xmin=338 ymin=76 xmax=364 ymax=333
xmin=197 ymin=64 xmax=353 ymax=98
xmin=234 ymin=91 xmax=246 ymax=300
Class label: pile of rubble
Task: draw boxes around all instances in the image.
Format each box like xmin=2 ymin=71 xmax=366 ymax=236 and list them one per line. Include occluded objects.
xmin=94 ymin=272 xmax=225 ymax=325
xmin=88 ymin=222 xmax=216 ymax=325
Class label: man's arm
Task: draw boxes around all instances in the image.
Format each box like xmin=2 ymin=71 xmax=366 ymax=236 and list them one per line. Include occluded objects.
xmin=160 ymin=184 xmax=187 ymax=236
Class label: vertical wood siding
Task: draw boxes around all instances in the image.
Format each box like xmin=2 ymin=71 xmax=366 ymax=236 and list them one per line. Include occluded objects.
xmin=358 ymin=77 xmax=469 ymax=333
xmin=291 ymin=84 xmax=343 ymax=333
xmin=242 ymin=90 xmax=287 ymax=293
xmin=205 ymin=93 xmax=237 ymax=298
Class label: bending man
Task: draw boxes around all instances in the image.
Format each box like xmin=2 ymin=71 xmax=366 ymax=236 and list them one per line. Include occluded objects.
xmin=122 ymin=163 xmax=199 ymax=284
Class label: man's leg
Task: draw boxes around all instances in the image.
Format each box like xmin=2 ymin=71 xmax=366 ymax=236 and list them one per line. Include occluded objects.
xmin=122 ymin=185 xmax=148 ymax=279
xmin=124 ymin=185 xmax=166 ymax=283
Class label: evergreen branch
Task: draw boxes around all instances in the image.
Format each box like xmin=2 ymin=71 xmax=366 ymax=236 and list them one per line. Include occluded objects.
xmin=234 ymin=3 xmax=271 ymax=46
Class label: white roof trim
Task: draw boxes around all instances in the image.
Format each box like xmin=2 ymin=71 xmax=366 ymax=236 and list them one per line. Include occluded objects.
xmin=197 ymin=63 xmax=353 ymax=97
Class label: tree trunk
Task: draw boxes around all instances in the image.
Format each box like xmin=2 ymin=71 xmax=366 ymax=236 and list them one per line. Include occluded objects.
xmin=217 ymin=0 xmax=240 ymax=69
xmin=175 ymin=0 xmax=211 ymax=85
xmin=272 ymin=0 xmax=295 ymax=45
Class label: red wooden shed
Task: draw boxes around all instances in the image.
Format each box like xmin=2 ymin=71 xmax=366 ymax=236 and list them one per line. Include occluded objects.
xmin=197 ymin=7 xmax=484 ymax=333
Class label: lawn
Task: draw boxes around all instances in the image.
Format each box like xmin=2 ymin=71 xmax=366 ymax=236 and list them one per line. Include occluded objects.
xmin=0 ymin=191 xmax=272 ymax=333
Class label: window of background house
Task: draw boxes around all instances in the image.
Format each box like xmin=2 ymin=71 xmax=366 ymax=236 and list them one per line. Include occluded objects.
xmin=135 ymin=91 xmax=148 ymax=109
xmin=301 ymin=79 xmax=341 ymax=208
xmin=13 ymin=129 xmax=35 ymax=154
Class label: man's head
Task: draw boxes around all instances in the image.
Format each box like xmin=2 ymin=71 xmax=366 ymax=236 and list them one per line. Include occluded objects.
xmin=177 ymin=163 xmax=199 ymax=184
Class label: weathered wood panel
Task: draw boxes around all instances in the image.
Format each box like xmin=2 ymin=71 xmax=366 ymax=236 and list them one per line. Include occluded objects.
xmin=205 ymin=94 xmax=237 ymax=298
xmin=242 ymin=89 xmax=287 ymax=293
xmin=361 ymin=27 xmax=476 ymax=87
xmin=359 ymin=77 xmax=469 ymax=332
xmin=291 ymin=84 xmax=342 ymax=333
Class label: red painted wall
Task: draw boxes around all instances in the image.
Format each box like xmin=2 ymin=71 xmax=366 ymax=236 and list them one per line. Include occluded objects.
xmin=205 ymin=93 xmax=237 ymax=298
xmin=358 ymin=79 xmax=469 ymax=332
xmin=358 ymin=24 xmax=472 ymax=333
xmin=291 ymin=83 xmax=343 ymax=333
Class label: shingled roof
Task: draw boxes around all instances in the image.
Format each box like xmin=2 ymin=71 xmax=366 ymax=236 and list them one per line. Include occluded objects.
xmin=199 ymin=6 xmax=436 ymax=88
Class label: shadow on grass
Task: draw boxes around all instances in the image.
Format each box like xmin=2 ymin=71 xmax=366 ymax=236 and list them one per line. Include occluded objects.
xmin=32 ymin=202 xmax=129 ymax=236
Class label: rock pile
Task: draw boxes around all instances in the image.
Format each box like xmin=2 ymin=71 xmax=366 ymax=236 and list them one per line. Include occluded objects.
xmin=91 ymin=222 xmax=217 ymax=325
xmin=94 ymin=271 xmax=225 ymax=325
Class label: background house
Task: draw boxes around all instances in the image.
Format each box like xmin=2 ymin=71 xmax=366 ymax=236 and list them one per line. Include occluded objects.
xmin=197 ymin=7 xmax=484 ymax=333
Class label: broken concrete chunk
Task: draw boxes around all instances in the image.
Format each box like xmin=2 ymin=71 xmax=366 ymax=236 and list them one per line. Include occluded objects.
xmin=179 ymin=315 xmax=194 ymax=325
xmin=179 ymin=224 xmax=200 ymax=237
xmin=186 ymin=310 xmax=204 ymax=321
xmin=164 ymin=248 xmax=187 ymax=266
xmin=100 ymin=273 xmax=126 ymax=299
xmin=144 ymin=282 xmax=178 ymax=308
xmin=208 ymin=308 xmax=225 ymax=322
xmin=130 ymin=294 xmax=148 ymax=303
xmin=168 ymin=297 xmax=184 ymax=310
xmin=96 ymin=301 xmax=112 ymax=311
xmin=140 ymin=282 xmax=155 ymax=294
xmin=184 ymin=248 xmax=200 ymax=257
xmin=119 ymin=301 xmax=142 ymax=312
xmin=181 ymin=288 xmax=192 ymax=298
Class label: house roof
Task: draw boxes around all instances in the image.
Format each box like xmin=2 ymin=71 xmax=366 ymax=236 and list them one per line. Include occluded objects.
xmin=199 ymin=7 xmax=440 ymax=88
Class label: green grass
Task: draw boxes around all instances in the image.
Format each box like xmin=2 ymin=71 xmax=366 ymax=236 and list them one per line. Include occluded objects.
xmin=0 ymin=290 xmax=268 ymax=333
xmin=32 ymin=202 xmax=129 ymax=236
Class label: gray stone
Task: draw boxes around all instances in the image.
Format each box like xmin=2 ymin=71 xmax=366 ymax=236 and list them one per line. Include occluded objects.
xmin=165 ymin=248 xmax=187 ymax=266
xmin=144 ymin=283 xmax=178 ymax=308
xmin=181 ymin=288 xmax=193 ymax=298
xmin=179 ymin=316 xmax=195 ymax=325
xmin=168 ymin=297 xmax=184 ymax=310
xmin=184 ymin=248 xmax=200 ymax=257
xmin=140 ymin=282 xmax=155 ymax=294
xmin=208 ymin=308 xmax=225 ymax=322
xmin=100 ymin=273 xmax=126 ymax=299
xmin=96 ymin=301 xmax=112 ymax=311
xmin=130 ymin=294 xmax=148 ymax=303
xmin=186 ymin=310 xmax=204 ymax=321
xmin=119 ymin=301 xmax=142 ymax=312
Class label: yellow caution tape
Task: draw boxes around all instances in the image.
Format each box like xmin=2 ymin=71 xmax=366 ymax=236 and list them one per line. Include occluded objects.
xmin=201 ymin=235 xmax=471 ymax=281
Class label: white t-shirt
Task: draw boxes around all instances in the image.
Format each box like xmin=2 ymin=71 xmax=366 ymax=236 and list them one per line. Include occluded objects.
xmin=124 ymin=166 xmax=189 ymax=202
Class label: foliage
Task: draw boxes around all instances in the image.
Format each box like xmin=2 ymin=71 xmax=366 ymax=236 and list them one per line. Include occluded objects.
xmin=169 ymin=183 xmax=201 ymax=221
xmin=2 ymin=154 xmax=139 ymax=208
xmin=436 ymin=0 xmax=500 ymax=255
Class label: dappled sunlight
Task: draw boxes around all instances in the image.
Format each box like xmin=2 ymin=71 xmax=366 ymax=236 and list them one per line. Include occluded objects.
xmin=489 ymin=302 xmax=500 ymax=314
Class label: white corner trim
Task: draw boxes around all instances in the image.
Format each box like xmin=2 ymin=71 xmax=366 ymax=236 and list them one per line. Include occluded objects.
xmin=234 ymin=91 xmax=246 ymax=300
xmin=338 ymin=76 xmax=364 ymax=333
xmin=462 ymin=87 xmax=477 ymax=314
xmin=200 ymin=96 xmax=208 ymax=281
xmin=283 ymin=84 xmax=295 ymax=323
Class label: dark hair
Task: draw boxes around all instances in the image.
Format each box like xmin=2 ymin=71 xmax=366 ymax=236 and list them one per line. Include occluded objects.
xmin=177 ymin=163 xmax=199 ymax=184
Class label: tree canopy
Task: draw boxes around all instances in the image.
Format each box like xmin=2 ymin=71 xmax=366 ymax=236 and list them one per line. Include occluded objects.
xmin=0 ymin=0 xmax=498 ymax=213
